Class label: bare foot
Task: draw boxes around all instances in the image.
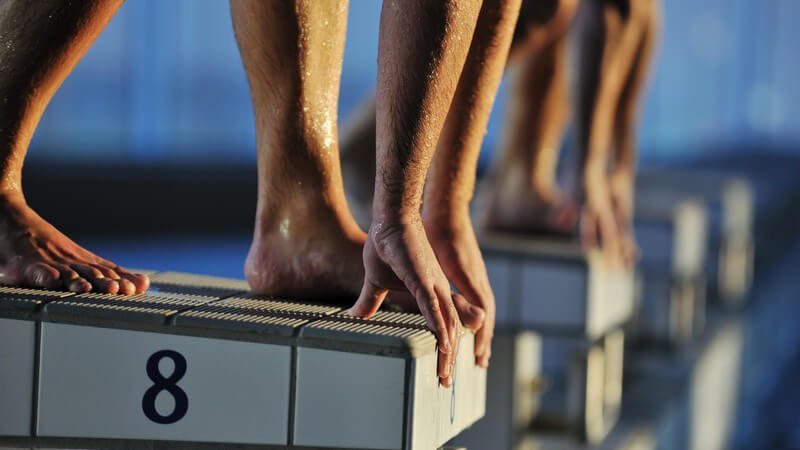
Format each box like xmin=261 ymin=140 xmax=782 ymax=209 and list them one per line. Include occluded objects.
xmin=245 ymin=204 xmax=366 ymax=303
xmin=423 ymin=209 xmax=495 ymax=368
xmin=0 ymin=192 xmax=149 ymax=295
xmin=481 ymin=163 xmax=578 ymax=236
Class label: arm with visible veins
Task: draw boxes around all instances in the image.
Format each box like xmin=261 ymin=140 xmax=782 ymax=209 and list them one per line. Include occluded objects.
xmin=350 ymin=0 xmax=484 ymax=387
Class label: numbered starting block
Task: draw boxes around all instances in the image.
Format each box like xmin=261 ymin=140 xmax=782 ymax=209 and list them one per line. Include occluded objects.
xmin=453 ymin=234 xmax=634 ymax=447
xmin=0 ymin=272 xmax=486 ymax=450
xmin=637 ymin=169 xmax=755 ymax=306
xmin=633 ymin=190 xmax=708 ymax=347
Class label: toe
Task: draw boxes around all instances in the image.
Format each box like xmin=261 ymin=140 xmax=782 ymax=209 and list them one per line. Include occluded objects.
xmin=72 ymin=264 xmax=104 ymax=280
xmin=72 ymin=265 xmax=119 ymax=294
xmin=116 ymin=277 xmax=136 ymax=296
xmin=24 ymin=262 xmax=61 ymax=290
xmin=53 ymin=264 xmax=91 ymax=294
xmin=90 ymin=277 xmax=119 ymax=295
xmin=67 ymin=277 xmax=92 ymax=293
xmin=91 ymin=263 xmax=120 ymax=280
xmin=115 ymin=268 xmax=150 ymax=294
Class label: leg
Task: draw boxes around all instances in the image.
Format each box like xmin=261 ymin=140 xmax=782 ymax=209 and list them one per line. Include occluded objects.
xmin=573 ymin=0 xmax=651 ymax=265
xmin=231 ymin=0 xmax=366 ymax=300
xmin=350 ymin=0 xmax=485 ymax=386
xmin=0 ymin=0 xmax=148 ymax=295
xmin=608 ymin=0 xmax=660 ymax=261
xmin=480 ymin=0 xmax=579 ymax=234
xmin=339 ymin=95 xmax=376 ymax=229
xmin=422 ymin=0 xmax=523 ymax=367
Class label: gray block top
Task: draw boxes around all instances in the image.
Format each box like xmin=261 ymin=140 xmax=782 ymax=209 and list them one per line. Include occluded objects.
xmin=479 ymin=232 xmax=584 ymax=263
xmin=43 ymin=292 xmax=213 ymax=325
xmin=0 ymin=286 xmax=72 ymax=316
xmin=299 ymin=310 xmax=437 ymax=356
xmin=148 ymin=271 xmax=249 ymax=299
xmin=174 ymin=294 xmax=343 ymax=336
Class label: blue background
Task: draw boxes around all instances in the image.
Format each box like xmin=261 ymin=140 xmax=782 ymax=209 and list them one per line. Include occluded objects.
xmin=29 ymin=0 xmax=800 ymax=166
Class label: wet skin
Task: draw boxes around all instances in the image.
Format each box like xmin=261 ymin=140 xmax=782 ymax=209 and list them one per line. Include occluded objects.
xmin=231 ymin=0 xmax=488 ymax=386
xmin=0 ymin=0 xmax=148 ymax=294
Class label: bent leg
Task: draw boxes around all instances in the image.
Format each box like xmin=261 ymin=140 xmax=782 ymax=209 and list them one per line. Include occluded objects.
xmin=422 ymin=0 xmax=523 ymax=367
xmin=0 ymin=0 xmax=148 ymax=295
xmin=231 ymin=0 xmax=367 ymax=301
xmin=573 ymin=0 xmax=647 ymax=265
xmin=608 ymin=0 xmax=661 ymax=261
xmin=481 ymin=0 xmax=579 ymax=234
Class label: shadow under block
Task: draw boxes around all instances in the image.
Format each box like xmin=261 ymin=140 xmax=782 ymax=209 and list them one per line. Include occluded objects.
xmin=633 ymin=273 xmax=706 ymax=347
xmin=624 ymin=311 xmax=744 ymax=450
xmin=0 ymin=274 xmax=486 ymax=449
xmin=482 ymin=234 xmax=635 ymax=338
xmin=452 ymin=329 xmax=624 ymax=449
xmin=637 ymin=170 xmax=755 ymax=305
xmin=634 ymin=194 xmax=708 ymax=345
xmin=450 ymin=332 xmax=541 ymax=450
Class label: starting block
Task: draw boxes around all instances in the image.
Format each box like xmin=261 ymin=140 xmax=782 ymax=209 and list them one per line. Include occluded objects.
xmin=482 ymin=233 xmax=634 ymax=337
xmin=453 ymin=329 xmax=625 ymax=449
xmin=456 ymin=234 xmax=634 ymax=446
xmin=0 ymin=271 xmax=486 ymax=449
xmin=633 ymin=191 xmax=708 ymax=346
xmin=637 ymin=169 xmax=755 ymax=306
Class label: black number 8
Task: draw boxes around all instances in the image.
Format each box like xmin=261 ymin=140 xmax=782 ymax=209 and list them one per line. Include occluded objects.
xmin=142 ymin=350 xmax=189 ymax=424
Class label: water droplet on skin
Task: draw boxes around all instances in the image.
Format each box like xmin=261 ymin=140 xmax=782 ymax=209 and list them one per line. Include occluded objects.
xmin=279 ymin=218 xmax=290 ymax=238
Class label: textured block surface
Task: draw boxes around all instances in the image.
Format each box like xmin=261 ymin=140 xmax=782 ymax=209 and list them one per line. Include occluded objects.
xmin=0 ymin=286 xmax=72 ymax=318
xmin=37 ymin=323 xmax=291 ymax=444
xmin=148 ymin=271 xmax=249 ymax=299
xmin=174 ymin=294 xmax=341 ymax=336
xmin=0 ymin=318 xmax=36 ymax=436
xmin=43 ymin=292 xmax=213 ymax=325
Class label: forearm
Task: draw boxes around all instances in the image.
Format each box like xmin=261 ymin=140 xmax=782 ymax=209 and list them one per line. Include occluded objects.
xmin=425 ymin=0 xmax=521 ymax=219
xmin=373 ymin=0 xmax=482 ymax=221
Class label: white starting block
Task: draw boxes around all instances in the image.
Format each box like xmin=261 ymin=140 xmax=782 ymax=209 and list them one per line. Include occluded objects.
xmin=455 ymin=234 xmax=634 ymax=447
xmin=482 ymin=233 xmax=635 ymax=337
xmin=0 ymin=271 xmax=486 ymax=450
xmin=633 ymin=192 xmax=709 ymax=346
xmin=637 ymin=169 xmax=755 ymax=306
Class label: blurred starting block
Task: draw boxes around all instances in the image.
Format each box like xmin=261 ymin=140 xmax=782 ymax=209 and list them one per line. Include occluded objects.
xmin=633 ymin=190 xmax=709 ymax=347
xmin=511 ymin=312 xmax=744 ymax=450
xmin=453 ymin=234 xmax=634 ymax=447
xmin=637 ymin=169 xmax=755 ymax=306
xmin=0 ymin=271 xmax=485 ymax=450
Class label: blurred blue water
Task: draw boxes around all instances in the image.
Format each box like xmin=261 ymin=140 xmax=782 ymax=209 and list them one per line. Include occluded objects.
xmin=29 ymin=0 xmax=800 ymax=167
